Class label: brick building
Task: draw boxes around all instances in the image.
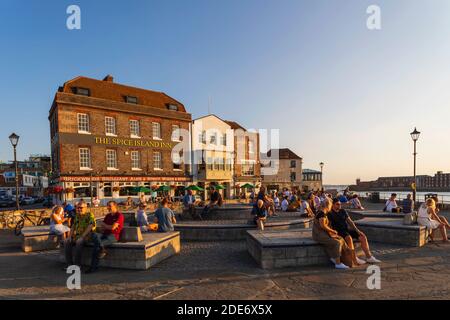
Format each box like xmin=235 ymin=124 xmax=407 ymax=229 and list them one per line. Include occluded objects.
xmin=49 ymin=75 xmax=192 ymax=203
xmin=261 ymin=148 xmax=303 ymax=192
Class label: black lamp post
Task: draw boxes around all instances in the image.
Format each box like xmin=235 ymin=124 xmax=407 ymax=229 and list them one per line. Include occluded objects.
xmin=410 ymin=128 xmax=421 ymax=203
xmin=319 ymin=162 xmax=324 ymax=191
xmin=9 ymin=133 xmax=20 ymax=210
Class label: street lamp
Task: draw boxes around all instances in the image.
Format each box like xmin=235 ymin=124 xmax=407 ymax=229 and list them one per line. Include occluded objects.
xmin=9 ymin=133 xmax=20 ymax=210
xmin=410 ymin=128 xmax=421 ymax=203
xmin=319 ymin=162 xmax=324 ymax=191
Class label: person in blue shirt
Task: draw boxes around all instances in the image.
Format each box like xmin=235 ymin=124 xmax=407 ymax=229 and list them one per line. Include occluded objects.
xmin=63 ymin=202 xmax=76 ymax=227
xmin=154 ymin=198 xmax=177 ymax=232
xmin=183 ymin=190 xmax=198 ymax=219
xmin=402 ymin=194 xmax=414 ymax=214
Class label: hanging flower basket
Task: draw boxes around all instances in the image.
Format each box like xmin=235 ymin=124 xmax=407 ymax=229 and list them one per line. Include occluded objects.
xmin=51 ymin=186 xmax=64 ymax=194
xmin=65 ymin=187 xmax=75 ymax=194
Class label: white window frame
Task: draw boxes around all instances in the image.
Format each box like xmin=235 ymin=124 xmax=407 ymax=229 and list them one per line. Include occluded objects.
xmin=171 ymin=125 xmax=180 ymax=142
xmin=130 ymin=120 xmax=140 ymax=138
xmin=131 ymin=151 xmax=141 ymax=170
xmin=153 ymin=151 xmax=162 ymax=170
xmin=106 ymin=149 xmax=118 ymax=170
xmin=77 ymin=113 xmax=90 ymax=134
xmin=242 ymin=160 xmax=256 ymax=176
xmin=152 ymin=122 xmax=161 ymax=140
xmin=79 ymin=148 xmax=92 ymax=170
xmin=105 ymin=117 xmax=117 ymax=136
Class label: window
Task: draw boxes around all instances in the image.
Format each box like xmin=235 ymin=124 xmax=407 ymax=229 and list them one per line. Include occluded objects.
xmin=210 ymin=133 xmax=217 ymax=145
xmin=130 ymin=120 xmax=140 ymax=137
xmin=106 ymin=150 xmax=118 ymax=169
xmin=105 ymin=117 xmax=116 ymax=136
xmin=153 ymin=152 xmax=162 ymax=170
xmin=221 ymin=134 xmax=227 ymax=146
xmin=77 ymin=114 xmax=90 ymax=133
xmin=290 ymin=160 xmax=296 ymax=168
xmin=242 ymin=161 xmax=255 ymax=176
xmin=125 ymin=96 xmax=138 ymax=104
xmin=73 ymin=87 xmax=90 ymax=96
xmin=171 ymin=125 xmax=180 ymax=141
xmin=152 ymin=122 xmax=161 ymax=139
xmin=226 ymin=158 xmax=233 ymax=171
xmin=290 ymin=172 xmax=296 ymax=182
xmin=167 ymin=104 xmax=179 ymax=111
xmin=131 ymin=151 xmax=141 ymax=170
xmin=79 ymin=148 xmax=91 ymax=169
xmin=249 ymin=141 xmax=254 ymax=154
xmin=207 ymin=157 xmax=213 ymax=170
xmin=199 ymin=131 xmax=206 ymax=144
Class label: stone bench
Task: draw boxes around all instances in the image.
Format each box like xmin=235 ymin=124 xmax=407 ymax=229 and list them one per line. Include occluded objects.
xmin=176 ymin=218 xmax=313 ymax=241
xmin=60 ymin=231 xmax=180 ymax=270
xmin=354 ymin=218 xmax=428 ymax=247
xmin=347 ymin=210 xmax=405 ymax=221
xmin=21 ymin=225 xmax=143 ymax=253
xmin=247 ymin=229 xmax=362 ymax=269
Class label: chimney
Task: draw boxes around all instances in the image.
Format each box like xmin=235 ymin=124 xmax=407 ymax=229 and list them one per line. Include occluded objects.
xmin=103 ymin=75 xmax=114 ymax=82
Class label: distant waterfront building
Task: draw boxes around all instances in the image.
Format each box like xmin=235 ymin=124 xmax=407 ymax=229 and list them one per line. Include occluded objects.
xmin=301 ymin=169 xmax=323 ymax=192
xmin=48 ymin=75 xmax=192 ymax=203
xmin=352 ymin=171 xmax=450 ymax=191
xmin=261 ymin=148 xmax=303 ymax=192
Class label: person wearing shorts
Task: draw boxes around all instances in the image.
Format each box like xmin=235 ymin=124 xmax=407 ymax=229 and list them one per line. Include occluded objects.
xmin=328 ymin=198 xmax=381 ymax=264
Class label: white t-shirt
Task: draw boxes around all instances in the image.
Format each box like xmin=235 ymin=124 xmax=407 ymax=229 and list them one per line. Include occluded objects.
xmin=385 ymin=199 xmax=397 ymax=211
xmin=299 ymin=201 xmax=310 ymax=213
xmin=281 ymin=199 xmax=289 ymax=212
xmin=274 ymin=197 xmax=280 ymax=206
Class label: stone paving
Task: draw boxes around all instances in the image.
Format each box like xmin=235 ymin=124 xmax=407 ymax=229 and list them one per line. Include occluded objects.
xmin=0 ymin=201 xmax=449 ymax=300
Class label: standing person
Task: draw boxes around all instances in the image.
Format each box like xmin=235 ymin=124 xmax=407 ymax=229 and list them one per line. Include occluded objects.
xmin=154 ymin=198 xmax=177 ymax=232
xmin=139 ymin=194 xmax=147 ymax=207
xmin=50 ymin=206 xmax=71 ymax=241
xmin=253 ymin=199 xmax=267 ymax=230
xmin=183 ymin=189 xmax=198 ymax=219
xmin=402 ymin=194 xmax=414 ymax=214
xmin=87 ymin=201 xmax=124 ymax=273
xmin=273 ymin=193 xmax=280 ymax=211
xmin=417 ymin=198 xmax=448 ymax=242
xmin=384 ymin=194 xmax=402 ymax=213
xmin=64 ymin=202 xmax=96 ymax=270
xmin=312 ymin=197 xmax=352 ymax=269
xmin=329 ymin=198 xmax=381 ymax=264
xmin=92 ymin=196 xmax=101 ymax=208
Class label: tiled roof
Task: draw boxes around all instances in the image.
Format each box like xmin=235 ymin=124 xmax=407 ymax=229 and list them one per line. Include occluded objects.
xmin=60 ymin=75 xmax=187 ymax=113
xmin=265 ymin=148 xmax=302 ymax=160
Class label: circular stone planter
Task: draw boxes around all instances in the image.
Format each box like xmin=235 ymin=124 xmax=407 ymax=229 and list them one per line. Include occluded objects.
xmin=347 ymin=210 xmax=406 ymax=221
xmin=188 ymin=206 xmax=254 ymax=220
xmin=174 ymin=218 xmax=313 ymax=241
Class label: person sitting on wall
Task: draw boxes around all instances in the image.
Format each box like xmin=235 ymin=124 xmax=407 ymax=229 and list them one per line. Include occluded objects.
xmin=256 ymin=186 xmax=276 ymax=217
xmin=384 ymin=193 xmax=402 ymax=213
xmin=50 ymin=206 xmax=71 ymax=242
xmin=136 ymin=203 xmax=158 ymax=232
xmin=202 ymin=187 xmax=223 ymax=217
xmin=281 ymin=196 xmax=289 ymax=212
xmin=86 ymin=201 xmax=124 ymax=274
xmin=402 ymin=194 xmax=414 ymax=214
xmin=154 ymin=198 xmax=177 ymax=232
xmin=183 ymin=189 xmax=199 ymax=220
xmin=349 ymin=194 xmax=365 ymax=210
xmin=329 ymin=198 xmax=381 ymax=264
xmin=63 ymin=201 xmax=76 ymax=227
xmin=253 ymin=199 xmax=268 ymax=230
xmin=299 ymin=198 xmax=315 ymax=218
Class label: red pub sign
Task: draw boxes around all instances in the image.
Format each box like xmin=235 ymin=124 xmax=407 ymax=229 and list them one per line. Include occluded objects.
xmin=59 ymin=176 xmax=191 ymax=182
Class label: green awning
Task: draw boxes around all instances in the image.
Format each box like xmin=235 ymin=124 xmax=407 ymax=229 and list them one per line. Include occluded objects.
xmin=132 ymin=186 xmax=152 ymax=193
xmin=241 ymin=183 xmax=255 ymax=189
xmin=186 ymin=185 xmax=204 ymax=191
xmin=214 ymin=184 xmax=226 ymax=190
xmin=156 ymin=185 xmax=171 ymax=192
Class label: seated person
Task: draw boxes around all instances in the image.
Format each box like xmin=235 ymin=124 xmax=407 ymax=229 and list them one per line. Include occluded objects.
xmin=281 ymin=196 xmax=289 ymax=212
xmin=253 ymin=199 xmax=267 ymax=230
xmin=87 ymin=201 xmax=124 ymax=273
xmin=136 ymin=203 xmax=158 ymax=232
xmin=402 ymin=194 xmax=414 ymax=214
xmin=349 ymin=195 xmax=365 ymax=210
xmin=417 ymin=198 xmax=448 ymax=242
xmin=50 ymin=206 xmax=71 ymax=241
xmin=273 ymin=195 xmax=280 ymax=211
xmin=63 ymin=201 xmax=76 ymax=227
xmin=431 ymin=197 xmax=450 ymax=231
xmin=154 ymin=198 xmax=177 ymax=232
xmin=299 ymin=199 xmax=314 ymax=217
xmin=64 ymin=202 xmax=96 ymax=269
xmin=183 ymin=190 xmax=198 ymax=219
xmin=329 ymin=198 xmax=381 ymax=264
xmin=312 ymin=198 xmax=352 ymax=269
xmin=384 ymin=193 xmax=402 ymax=213
xmin=202 ymin=188 xmax=223 ymax=216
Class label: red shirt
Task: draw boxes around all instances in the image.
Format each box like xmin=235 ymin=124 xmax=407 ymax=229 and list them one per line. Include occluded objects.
xmin=103 ymin=212 xmax=124 ymax=241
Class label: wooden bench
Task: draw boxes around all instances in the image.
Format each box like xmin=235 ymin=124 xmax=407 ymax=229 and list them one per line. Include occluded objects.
xmin=354 ymin=218 xmax=429 ymax=247
xmin=60 ymin=231 xmax=180 ymax=270
xmin=247 ymin=229 xmax=362 ymax=269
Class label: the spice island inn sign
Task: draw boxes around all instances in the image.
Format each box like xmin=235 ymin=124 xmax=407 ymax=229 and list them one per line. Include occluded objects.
xmin=58 ymin=133 xmax=176 ymax=149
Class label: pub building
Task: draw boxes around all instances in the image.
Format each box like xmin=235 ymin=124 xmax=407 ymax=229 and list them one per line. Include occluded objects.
xmin=48 ymin=75 xmax=192 ymax=204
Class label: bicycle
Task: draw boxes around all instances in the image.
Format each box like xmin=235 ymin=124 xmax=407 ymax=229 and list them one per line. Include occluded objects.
xmin=14 ymin=210 xmax=50 ymax=236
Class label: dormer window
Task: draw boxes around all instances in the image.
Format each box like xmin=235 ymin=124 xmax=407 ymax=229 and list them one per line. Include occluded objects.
xmin=73 ymin=87 xmax=90 ymax=96
xmin=125 ymin=96 xmax=138 ymax=104
xmin=167 ymin=104 xmax=179 ymax=111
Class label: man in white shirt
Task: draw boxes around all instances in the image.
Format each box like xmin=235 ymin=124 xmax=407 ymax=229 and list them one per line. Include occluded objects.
xmin=299 ymin=199 xmax=314 ymax=217
xmin=385 ymin=193 xmax=402 ymax=213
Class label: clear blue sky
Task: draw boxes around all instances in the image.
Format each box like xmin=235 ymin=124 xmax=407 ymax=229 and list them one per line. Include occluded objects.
xmin=1 ymin=0 xmax=450 ymax=184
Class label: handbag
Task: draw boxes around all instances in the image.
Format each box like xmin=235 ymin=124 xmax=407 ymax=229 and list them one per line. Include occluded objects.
xmin=403 ymin=211 xmax=418 ymax=225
